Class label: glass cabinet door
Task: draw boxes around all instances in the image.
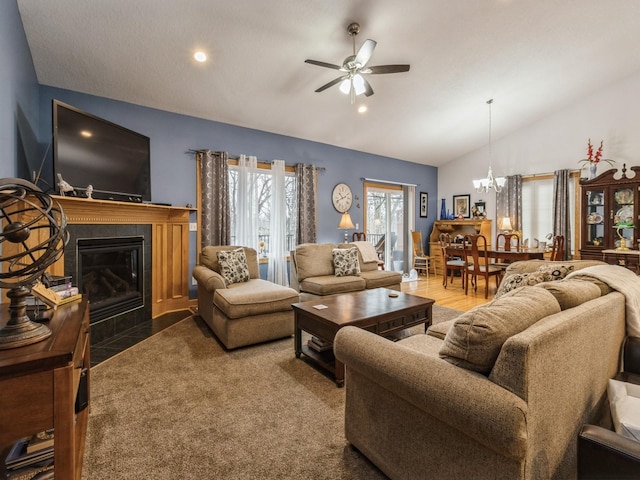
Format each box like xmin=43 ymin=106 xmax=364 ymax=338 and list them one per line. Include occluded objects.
xmin=585 ymin=189 xmax=605 ymax=247
xmin=612 ymin=187 xmax=635 ymax=249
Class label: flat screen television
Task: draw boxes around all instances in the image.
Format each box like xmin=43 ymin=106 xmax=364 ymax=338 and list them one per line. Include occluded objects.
xmin=53 ymin=100 xmax=151 ymax=202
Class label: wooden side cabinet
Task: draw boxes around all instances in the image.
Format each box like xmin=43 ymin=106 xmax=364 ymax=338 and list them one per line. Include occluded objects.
xmin=429 ymin=219 xmax=492 ymax=275
xmin=0 ymin=299 xmax=90 ymax=479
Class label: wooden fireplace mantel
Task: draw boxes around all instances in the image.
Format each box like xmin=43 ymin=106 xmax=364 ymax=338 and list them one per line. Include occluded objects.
xmin=10 ymin=196 xmax=196 ymax=319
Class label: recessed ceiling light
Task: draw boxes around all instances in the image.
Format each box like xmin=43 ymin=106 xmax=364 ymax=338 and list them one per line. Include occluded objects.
xmin=194 ymin=51 xmax=207 ymax=62
xmin=358 ymin=105 xmax=367 ymax=114
xmin=80 ymin=130 xmax=92 ymax=138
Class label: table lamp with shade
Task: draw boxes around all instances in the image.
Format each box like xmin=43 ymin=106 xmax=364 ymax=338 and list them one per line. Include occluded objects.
xmin=498 ymin=217 xmax=513 ymax=233
xmin=338 ymin=212 xmax=355 ymax=242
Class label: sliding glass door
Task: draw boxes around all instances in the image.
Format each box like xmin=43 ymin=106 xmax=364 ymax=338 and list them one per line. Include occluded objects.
xmin=364 ymin=183 xmax=406 ymax=272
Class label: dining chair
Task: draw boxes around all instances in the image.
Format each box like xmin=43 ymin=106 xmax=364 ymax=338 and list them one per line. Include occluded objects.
xmin=411 ymin=231 xmax=432 ymax=277
xmin=494 ymin=233 xmax=521 ymax=277
xmin=463 ymin=234 xmax=502 ymax=299
xmin=352 ymin=232 xmax=366 ymax=241
xmin=550 ymin=235 xmax=565 ymax=261
xmin=439 ymin=233 xmax=466 ymax=289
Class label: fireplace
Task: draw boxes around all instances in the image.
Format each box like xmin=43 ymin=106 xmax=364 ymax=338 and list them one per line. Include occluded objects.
xmin=63 ymin=223 xmax=152 ymax=345
xmin=77 ymin=236 xmax=144 ymax=323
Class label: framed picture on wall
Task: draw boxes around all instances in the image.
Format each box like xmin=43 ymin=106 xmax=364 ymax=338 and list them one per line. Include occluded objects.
xmin=419 ymin=192 xmax=428 ymax=217
xmin=453 ymin=194 xmax=471 ymax=219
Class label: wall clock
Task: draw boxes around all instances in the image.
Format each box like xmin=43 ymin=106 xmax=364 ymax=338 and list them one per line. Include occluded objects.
xmin=332 ymin=183 xmax=353 ymax=213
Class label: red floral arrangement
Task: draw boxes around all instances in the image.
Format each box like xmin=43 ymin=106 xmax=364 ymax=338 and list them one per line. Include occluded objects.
xmin=579 ymin=139 xmax=615 ymax=166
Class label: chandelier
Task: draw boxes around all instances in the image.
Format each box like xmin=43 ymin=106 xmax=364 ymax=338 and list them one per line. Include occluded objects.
xmin=473 ymin=99 xmax=506 ymax=193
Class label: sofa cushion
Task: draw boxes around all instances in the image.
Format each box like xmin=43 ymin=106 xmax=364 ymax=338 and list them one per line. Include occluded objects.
xmin=333 ymin=247 xmax=361 ymax=277
xmin=535 ymin=278 xmax=602 ymax=310
xmin=439 ymin=287 xmax=561 ymax=374
xmin=426 ymin=319 xmax=456 ymax=340
xmin=608 ymin=378 xmax=640 ymax=442
xmin=299 ymin=275 xmax=366 ymax=296
xmin=216 ymin=248 xmax=250 ymax=285
xmin=295 ymin=243 xmax=336 ymax=281
xmin=213 ymin=279 xmax=299 ymax=319
xmin=358 ymin=269 xmax=403 ymax=289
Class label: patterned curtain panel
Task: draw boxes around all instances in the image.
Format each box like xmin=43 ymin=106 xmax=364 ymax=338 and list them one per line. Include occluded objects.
xmin=200 ymin=150 xmax=230 ymax=248
xmin=553 ymin=169 xmax=571 ymax=260
xmin=295 ymin=163 xmax=318 ymax=244
xmin=496 ymin=175 xmax=523 ymax=233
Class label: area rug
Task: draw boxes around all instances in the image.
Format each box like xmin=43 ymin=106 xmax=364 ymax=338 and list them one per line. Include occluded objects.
xmin=82 ymin=305 xmax=462 ymax=479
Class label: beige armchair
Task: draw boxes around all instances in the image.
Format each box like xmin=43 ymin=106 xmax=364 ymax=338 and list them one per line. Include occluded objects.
xmin=192 ymin=246 xmax=299 ymax=349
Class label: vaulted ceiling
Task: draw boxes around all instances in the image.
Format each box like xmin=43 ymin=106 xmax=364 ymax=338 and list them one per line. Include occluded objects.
xmin=17 ymin=0 xmax=640 ymax=166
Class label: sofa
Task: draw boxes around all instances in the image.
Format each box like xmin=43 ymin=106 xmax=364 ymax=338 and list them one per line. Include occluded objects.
xmin=290 ymin=242 xmax=403 ymax=301
xmin=192 ymin=246 xmax=299 ymax=349
xmin=334 ymin=260 xmax=640 ymax=480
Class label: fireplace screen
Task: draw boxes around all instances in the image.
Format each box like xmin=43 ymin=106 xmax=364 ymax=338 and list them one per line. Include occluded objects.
xmin=77 ymin=236 xmax=144 ymax=322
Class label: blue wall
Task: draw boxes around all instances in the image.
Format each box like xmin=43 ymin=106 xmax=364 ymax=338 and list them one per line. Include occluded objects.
xmin=0 ymin=0 xmax=40 ymax=179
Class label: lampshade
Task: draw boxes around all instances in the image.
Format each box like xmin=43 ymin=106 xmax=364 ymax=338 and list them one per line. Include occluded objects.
xmin=338 ymin=212 xmax=355 ymax=229
xmin=473 ymin=99 xmax=506 ymax=193
xmin=498 ymin=216 xmax=513 ymax=231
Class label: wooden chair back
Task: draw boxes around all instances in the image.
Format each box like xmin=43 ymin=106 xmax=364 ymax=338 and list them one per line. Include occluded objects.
xmin=496 ymin=233 xmax=520 ymax=252
xmin=550 ymin=235 xmax=565 ymax=261
xmin=463 ymin=234 xmax=501 ymax=298
xmin=411 ymin=231 xmax=425 ymax=256
xmin=352 ymin=232 xmax=366 ymax=241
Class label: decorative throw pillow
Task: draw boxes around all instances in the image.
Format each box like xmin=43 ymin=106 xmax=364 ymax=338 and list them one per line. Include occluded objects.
xmin=495 ymin=271 xmax=551 ymax=298
xmin=332 ymin=247 xmax=361 ymax=277
xmin=536 ymin=264 xmax=575 ymax=281
xmin=608 ymin=379 xmax=640 ymax=442
xmin=216 ymin=248 xmax=250 ymax=285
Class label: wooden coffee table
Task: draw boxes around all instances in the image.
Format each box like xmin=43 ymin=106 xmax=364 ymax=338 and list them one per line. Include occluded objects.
xmin=293 ymin=288 xmax=434 ymax=387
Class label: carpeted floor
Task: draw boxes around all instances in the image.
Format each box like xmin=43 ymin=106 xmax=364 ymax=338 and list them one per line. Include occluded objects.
xmin=82 ymin=305 xmax=462 ymax=479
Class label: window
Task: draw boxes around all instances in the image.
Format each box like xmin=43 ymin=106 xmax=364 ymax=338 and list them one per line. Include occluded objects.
xmin=228 ymin=163 xmax=297 ymax=255
xmin=364 ymin=183 xmax=406 ymax=272
xmin=521 ymin=174 xmax=578 ymax=253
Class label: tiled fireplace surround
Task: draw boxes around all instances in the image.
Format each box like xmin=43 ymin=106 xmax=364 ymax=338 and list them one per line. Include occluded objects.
xmin=52 ymin=196 xmax=193 ymax=347
xmin=63 ymin=223 xmax=152 ymax=345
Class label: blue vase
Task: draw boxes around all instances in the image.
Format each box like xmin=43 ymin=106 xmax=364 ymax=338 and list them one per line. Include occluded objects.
xmin=440 ymin=198 xmax=447 ymax=220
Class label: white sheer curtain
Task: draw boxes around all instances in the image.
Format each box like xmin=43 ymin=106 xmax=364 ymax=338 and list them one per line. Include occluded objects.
xmin=235 ymin=155 xmax=258 ymax=249
xmin=405 ymin=185 xmax=416 ymax=269
xmin=268 ymin=160 xmax=289 ymax=286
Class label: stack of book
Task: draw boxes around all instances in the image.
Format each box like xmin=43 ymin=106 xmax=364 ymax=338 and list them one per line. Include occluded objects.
xmin=31 ymin=282 xmax=82 ymax=309
xmin=307 ymin=336 xmax=332 ymax=353
xmin=4 ymin=430 xmax=54 ymax=479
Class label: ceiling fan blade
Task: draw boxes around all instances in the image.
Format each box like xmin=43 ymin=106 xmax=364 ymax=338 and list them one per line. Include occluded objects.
xmin=314 ymin=75 xmax=348 ymax=93
xmin=362 ymin=77 xmax=374 ymax=97
xmin=354 ymin=39 xmax=377 ymax=67
xmin=364 ymin=64 xmax=411 ymax=74
xmin=305 ymin=59 xmax=343 ymax=70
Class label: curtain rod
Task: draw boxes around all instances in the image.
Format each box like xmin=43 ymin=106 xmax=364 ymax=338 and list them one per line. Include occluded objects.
xmin=187 ymin=149 xmax=325 ymax=170
xmin=361 ymin=177 xmax=418 ymax=187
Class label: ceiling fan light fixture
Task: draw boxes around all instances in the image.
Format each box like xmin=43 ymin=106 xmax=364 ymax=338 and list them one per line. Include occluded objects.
xmin=339 ymin=79 xmax=351 ymax=95
xmin=353 ymin=74 xmax=366 ymax=95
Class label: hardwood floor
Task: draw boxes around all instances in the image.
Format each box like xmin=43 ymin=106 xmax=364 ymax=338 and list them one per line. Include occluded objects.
xmin=401 ymin=271 xmax=495 ymax=312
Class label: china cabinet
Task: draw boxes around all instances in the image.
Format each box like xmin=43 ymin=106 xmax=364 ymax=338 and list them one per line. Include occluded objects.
xmin=579 ymin=164 xmax=640 ymax=262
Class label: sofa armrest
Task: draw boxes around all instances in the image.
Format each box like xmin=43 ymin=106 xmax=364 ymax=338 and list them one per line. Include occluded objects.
xmin=193 ymin=264 xmax=226 ymax=292
xmin=578 ymin=424 xmax=640 ymax=479
xmin=624 ymin=336 xmax=640 ymax=375
xmin=334 ymin=326 xmax=528 ymax=459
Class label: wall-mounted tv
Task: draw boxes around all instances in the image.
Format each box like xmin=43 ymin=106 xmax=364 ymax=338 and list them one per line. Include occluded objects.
xmin=53 ymin=100 xmax=151 ymax=202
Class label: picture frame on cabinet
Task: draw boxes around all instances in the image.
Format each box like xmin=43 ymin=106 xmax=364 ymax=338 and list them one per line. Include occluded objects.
xmin=419 ymin=192 xmax=428 ymax=217
xmin=453 ymin=194 xmax=471 ymax=219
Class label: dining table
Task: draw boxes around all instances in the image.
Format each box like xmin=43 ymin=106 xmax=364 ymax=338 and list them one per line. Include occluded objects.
xmin=444 ymin=244 xmax=546 ymax=261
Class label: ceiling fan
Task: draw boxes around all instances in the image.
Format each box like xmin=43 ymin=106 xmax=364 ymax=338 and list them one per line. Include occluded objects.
xmin=305 ymin=22 xmax=410 ymax=103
